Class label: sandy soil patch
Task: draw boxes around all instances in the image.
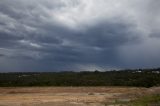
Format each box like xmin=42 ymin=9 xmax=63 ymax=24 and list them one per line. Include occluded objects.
xmin=0 ymin=87 xmax=159 ymax=106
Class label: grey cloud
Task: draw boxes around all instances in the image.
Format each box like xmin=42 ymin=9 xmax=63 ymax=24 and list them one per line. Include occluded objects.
xmin=76 ymin=22 xmax=140 ymax=48
xmin=0 ymin=54 xmax=5 ymax=57
xmin=0 ymin=0 xmax=160 ymax=71
xmin=150 ymin=32 xmax=160 ymax=38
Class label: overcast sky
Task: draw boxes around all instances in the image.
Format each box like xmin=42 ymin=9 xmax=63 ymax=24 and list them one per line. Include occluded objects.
xmin=0 ymin=0 xmax=160 ymax=72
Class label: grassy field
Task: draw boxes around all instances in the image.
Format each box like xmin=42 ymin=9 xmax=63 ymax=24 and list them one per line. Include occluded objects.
xmin=109 ymin=94 xmax=160 ymax=106
xmin=129 ymin=94 xmax=160 ymax=106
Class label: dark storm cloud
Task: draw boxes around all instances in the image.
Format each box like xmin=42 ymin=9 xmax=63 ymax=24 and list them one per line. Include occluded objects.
xmin=0 ymin=0 xmax=160 ymax=71
xmin=73 ymin=22 xmax=140 ymax=48
xmin=12 ymin=21 xmax=139 ymax=71
xmin=0 ymin=54 xmax=5 ymax=57
xmin=150 ymin=32 xmax=160 ymax=38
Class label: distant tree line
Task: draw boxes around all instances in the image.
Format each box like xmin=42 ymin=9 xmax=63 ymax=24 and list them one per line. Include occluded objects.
xmin=0 ymin=68 xmax=160 ymax=87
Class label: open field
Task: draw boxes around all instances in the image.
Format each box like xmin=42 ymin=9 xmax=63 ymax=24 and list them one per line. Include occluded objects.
xmin=0 ymin=87 xmax=160 ymax=106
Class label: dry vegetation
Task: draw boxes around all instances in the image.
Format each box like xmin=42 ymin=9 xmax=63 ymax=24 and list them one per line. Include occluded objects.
xmin=0 ymin=87 xmax=160 ymax=106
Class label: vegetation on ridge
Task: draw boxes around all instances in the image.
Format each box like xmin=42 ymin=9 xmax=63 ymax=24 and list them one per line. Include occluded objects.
xmin=0 ymin=68 xmax=160 ymax=87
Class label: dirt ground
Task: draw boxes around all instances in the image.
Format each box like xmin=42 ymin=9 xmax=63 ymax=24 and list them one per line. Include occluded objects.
xmin=0 ymin=87 xmax=159 ymax=106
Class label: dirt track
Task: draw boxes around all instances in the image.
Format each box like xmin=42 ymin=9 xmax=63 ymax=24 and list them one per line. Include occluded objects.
xmin=0 ymin=87 xmax=159 ymax=106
